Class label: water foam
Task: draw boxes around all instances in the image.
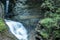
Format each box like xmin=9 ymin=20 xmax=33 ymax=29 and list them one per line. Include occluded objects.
xmin=5 ymin=19 xmax=28 ymax=40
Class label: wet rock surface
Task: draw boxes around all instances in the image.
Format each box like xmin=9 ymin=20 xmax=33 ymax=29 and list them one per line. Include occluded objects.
xmin=12 ymin=0 xmax=42 ymax=33
xmin=0 ymin=0 xmax=44 ymax=40
xmin=10 ymin=0 xmax=43 ymax=40
xmin=0 ymin=2 xmax=17 ymax=40
xmin=0 ymin=30 xmax=17 ymax=40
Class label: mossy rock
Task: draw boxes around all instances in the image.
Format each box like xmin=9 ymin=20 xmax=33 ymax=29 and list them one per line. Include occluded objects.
xmin=0 ymin=18 xmax=7 ymax=32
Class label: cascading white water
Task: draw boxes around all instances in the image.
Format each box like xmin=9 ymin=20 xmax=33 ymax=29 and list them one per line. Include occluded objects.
xmin=6 ymin=0 xmax=9 ymax=14
xmin=5 ymin=19 xmax=28 ymax=40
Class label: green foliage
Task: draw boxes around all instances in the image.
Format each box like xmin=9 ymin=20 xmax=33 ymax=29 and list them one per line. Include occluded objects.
xmin=40 ymin=18 xmax=57 ymax=28
xmin=0 ymin=18 xmax=7 ymax=32
xmin=37 ymin=13 xmax=60 ymax=39
xmin=41 ymin=0 xmax=55 ymax=10
xmin=54 ymin=30 xmax=60 ymax=38
xmin=56 ymin=8 xmax=60 ymax=13
xmin=39 ymin=29 xmax=49 ymax=38
xmin=35 ymin=0 xmax=60 ymax=40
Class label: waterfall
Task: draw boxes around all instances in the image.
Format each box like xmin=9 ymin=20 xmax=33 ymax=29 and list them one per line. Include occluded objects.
xmin=6 ymin=0 xmax=9 ymax=14
xmin=5 ymin=19 xmax=28 ymax=40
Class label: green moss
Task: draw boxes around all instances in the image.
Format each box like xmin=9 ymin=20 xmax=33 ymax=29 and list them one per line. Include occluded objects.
xmin=0 ymin=18 xmax=7 ymax=32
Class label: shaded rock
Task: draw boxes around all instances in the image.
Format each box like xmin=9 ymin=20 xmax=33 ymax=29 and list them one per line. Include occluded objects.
xmin=0 ymin=1 xmax=4 ymax=18
xmin=0 ymin=2 xmax=18 ymax=40
xmin=0 ymin=30 xmax=17 ymax=40
xmin=12 ymin=0 xmax=42 ymax=33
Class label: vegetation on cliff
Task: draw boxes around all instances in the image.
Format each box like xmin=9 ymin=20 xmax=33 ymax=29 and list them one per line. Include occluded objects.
xmin=0 ymin=0 xmax=60 ymax=40
xmin=35 ymin=0 xmax=60 ymax=40
xmin=0 ymin=18 xmax=7 ymax=32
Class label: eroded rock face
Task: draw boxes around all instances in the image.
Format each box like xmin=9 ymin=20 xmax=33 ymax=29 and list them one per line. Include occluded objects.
xmin=0 ymin=30 xmax=17 ymax=40
xmin=12 ymin=0 xmax=42 ymax=33
xmin=0 ymin=2 xmax=17 ymax=40
xmin=12 ymin=1 xmax=45 ymax=40
xmin=0 ymin=1 xmax=4 ymax=18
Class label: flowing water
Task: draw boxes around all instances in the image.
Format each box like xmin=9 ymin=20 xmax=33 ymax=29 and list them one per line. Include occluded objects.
xmin=5 ymin=0 xmax=28 ymax=40
xmin=5 ymin=0 xmax=9 ymax=14
xmin=5 ymin=19 xmax=28 ymax=40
